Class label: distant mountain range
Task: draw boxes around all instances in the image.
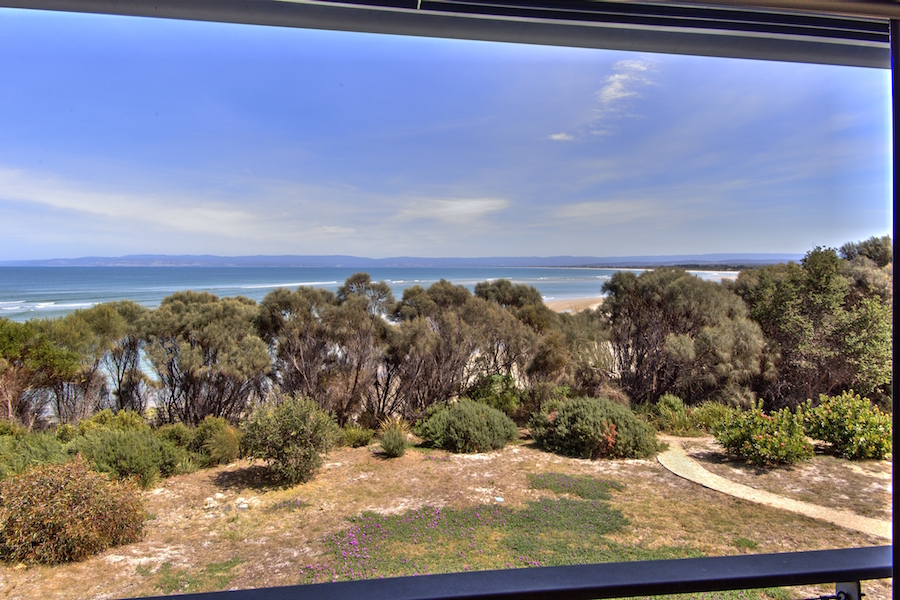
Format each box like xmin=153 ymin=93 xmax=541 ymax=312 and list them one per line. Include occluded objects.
xmin=0 ymin=253 xmax=803 ymax=268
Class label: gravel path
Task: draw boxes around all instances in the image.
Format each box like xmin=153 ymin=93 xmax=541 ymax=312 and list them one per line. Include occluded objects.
xmin=656 ymin=436 xmax=892 ymax=541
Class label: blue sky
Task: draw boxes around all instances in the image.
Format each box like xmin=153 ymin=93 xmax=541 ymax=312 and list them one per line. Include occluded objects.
xmin=0 ymin=7 xmax=893 ymax=260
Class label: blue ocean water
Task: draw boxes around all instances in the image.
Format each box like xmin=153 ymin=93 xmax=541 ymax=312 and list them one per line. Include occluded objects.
xmin=0 ymin=266 xmax=735 ymax=322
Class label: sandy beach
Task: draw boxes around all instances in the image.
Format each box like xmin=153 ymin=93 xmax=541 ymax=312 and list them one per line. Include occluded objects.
xmin=544 ymin=297 xmax=604 ymax=313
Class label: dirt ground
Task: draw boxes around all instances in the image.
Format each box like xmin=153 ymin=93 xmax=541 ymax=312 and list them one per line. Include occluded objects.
xmin=0 ymin=438 xmax=892 ymax=600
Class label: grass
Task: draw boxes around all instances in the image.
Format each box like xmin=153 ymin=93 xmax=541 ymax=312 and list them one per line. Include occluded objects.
xmin=138 ymin=559 xmax=243 ymax=595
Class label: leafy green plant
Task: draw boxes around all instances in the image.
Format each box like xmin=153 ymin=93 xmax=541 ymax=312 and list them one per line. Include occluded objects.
xmin=76 ymin=408 xmax=148 ymax=436
xmin=341 ymin=424 xmax=375 ymax=448
xmin=155 ymin=422 xmax=195 ymax=448
xmin=714 ymin=402 xmax=812 ymax=466
xmin=689 ymin=401 xmax=735 ymax=433
xmin=0 ymin=432 xmax=68 ymax=481
xmin=529 ymin=396 xmax=657 ymax=459
xmin=415 ymin=399 xmax=518 ymax=453
xmin=802 ymin=391 xmax=892 ymax=460
xmin=651 ymin=393 xmax=695 ymax=435
xmin=68 ymin=429 xmax=181 ymax=488
xmin=241 ymin=393 xmax=339 ymax=485
xmin=0 ymin=421 xmax=23 ymax=437
xmin=465 ymin=374 xmax=521 ymax=416
xmin=0 ymin=457 xmax=145 ymax=564
xmin=379 ymin=427 xmax=407 ymax=458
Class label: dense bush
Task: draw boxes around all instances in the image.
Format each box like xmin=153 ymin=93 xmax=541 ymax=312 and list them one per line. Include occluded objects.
xmin=0 ymin=457 xmax=145 ymax=564
xmin=341 ymin=424 xmax=375 ymax=448
xmin=416 ymin=399 xmax=518 ymax=453
xmin=0 ymin=433 xmax=68 ymax=481
xmin=651 ymin=394 xmax=694 ymax=435
xmin=190 ymin=416 xmax=239 ymax=466
xmin=241 ymin=394 xmax=339 ymax=485
xmin=379 ymin=418 xmax=407 ymax=458
xmin=802 ymin=391 xmax=892 ymax=460
xmin=715 ymin=402 xmax=812 ymax=466
xmin=68 ymin=429 xmax=181 ymax=488
xmin=76 ymin=409 xmax=148 ymax=435
xmin=689 ymin=401 xmax=735 ymax=433
xmin=155 ymin=422 xmax=195 ymax=448
xmin=529 ymin=396 xmax=657 ymax=459
xmin=465 ymin=374 xmax=521 ymax=416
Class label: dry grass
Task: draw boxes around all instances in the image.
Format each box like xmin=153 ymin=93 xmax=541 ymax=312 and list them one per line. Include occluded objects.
xmin=0 ymin=440 xmax=891 ymax=600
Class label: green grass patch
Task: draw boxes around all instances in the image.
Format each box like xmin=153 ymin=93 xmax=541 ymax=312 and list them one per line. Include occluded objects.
xmin=150 ymin=559 xmax=243 ymax=594
xmin=527 ymin=472 xmax=623 ymax=500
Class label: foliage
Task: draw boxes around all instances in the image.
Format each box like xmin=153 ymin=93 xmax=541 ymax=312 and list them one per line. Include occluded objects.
xmin=341 ymin=424 xmax=375 ymax=448
xmin=714 ymin=402 xmax=812 ymax=466
xmin=688 ymin=401 xmax=735 ymax=433
xmin=839 ymin=235 xmax=892 ymax=267
xmin=530 ymin=396 xmax=657 ymax=459
xmin=603 ymin=269 xmax=764 ymax=405
xmin=465 ymin=374 xmax=520 ymax=416
xmin=0 ymin=457 xmax=145 ymax=564
xmin=651 ymin=394 xmax=695 ymax=435
xmin=77 ymin=408 xmax=149 ymax=435
xmin=0 ymin=432 xmax=68 ymax=480
xmin=241 ymin=393 xmax=340 ymax=485
xmin=379 ymin=418 xmax=407 ymax=458
xmin=733 ymin=245 xmax=892 ymax=407
xmin=155 ymin=422 xmax=195 ymax=448
xmin=145 ymin=291 xmax=270 ymax=426
xmin=189 ymin=416 xmax=239 ymax=466
xmin=68 ymin=429 xmax=181 ymax=488
xmin=527 ymin=472 xmax=623 ymax=500
xmin=802 ymin=391 xmax=892 ymax=460
xmin=415 ymin=399 xmax=518 ymax=453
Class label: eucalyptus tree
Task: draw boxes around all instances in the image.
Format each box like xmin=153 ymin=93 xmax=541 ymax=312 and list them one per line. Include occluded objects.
xmin=145 ymin=292 xmax=270 ymax=425
xmin=102 ymin=301 xmax=151 ymax=413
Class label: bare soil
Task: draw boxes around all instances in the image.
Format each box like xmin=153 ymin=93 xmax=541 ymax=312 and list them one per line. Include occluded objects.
xmin=0 ymin=439 xmax=892 ymax=600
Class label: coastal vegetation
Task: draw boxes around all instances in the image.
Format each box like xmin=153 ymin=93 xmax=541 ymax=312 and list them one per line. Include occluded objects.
xmin=0 ymin=236 xmax=892 ymax=567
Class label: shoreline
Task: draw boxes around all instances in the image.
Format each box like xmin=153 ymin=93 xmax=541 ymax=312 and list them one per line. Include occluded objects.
xmin=544 ymin=297 xmax=604 ymax=313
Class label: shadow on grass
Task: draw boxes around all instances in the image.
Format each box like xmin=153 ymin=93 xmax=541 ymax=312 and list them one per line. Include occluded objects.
xmin=688 ymin=448 xmax=789 ymax=476
xmin=213 ymin=463 xmax=283 ymax=491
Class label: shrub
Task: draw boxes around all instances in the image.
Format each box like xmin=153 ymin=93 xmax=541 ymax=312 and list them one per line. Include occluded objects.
xmin=184 ymin=416 xmax=240 ymax=467
xmin=0 ymin=433 xmax=68 ymax=481
xmin=689 ymin=401 xmax=735 ymax=433
xmin=415 ymin=399 xmax=518 ymax=453
xmin=341 ymin=424 xmax=375 ymax=448
xmin=241 ymin=394 xmax=339 ymax=485
xmin=802 ymin=391 xmax=892 ymax=460
xmin=651 ymin=393 xmax=695 ymax=435
xmin=0 ymin=421 xmax=23 ymax=437
xmin=76 ymin=409 xmax=148 ymax=436
xmin=0 ymin=457 xmax=145 ymax=564
xmin=379 ymin=425 xmax=407 ymax=458
xmin=68 ymin=429 xmax=181 ymax=488
xmin=465 ymin=374 xmax=521 ymax=416
xmin=55 ymin=423 xmax=76 ymax=443
xmin=714 ymin=402 xmax=812 ymax=466
xmin=155 ymin=423 xmax=195 ymax=448
xmin=529 ymin=396 xmax=657 ymax=459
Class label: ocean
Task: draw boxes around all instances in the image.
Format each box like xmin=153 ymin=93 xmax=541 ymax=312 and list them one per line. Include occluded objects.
xmin=0 ymin=266 xmax=736 ymax=322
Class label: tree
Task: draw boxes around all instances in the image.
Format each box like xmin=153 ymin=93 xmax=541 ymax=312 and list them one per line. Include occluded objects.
xmin=734 ymin=246 xmax=892 ymax=407
xmin=839 ymin=234 xmax=892 ymax=267
xmin=603 ymin=269 xmax=764 ymax=405
xmin=145 ymin=292 xmax=270 ymax=425
xmin=102 ymin=301 xmax=151 ymax=413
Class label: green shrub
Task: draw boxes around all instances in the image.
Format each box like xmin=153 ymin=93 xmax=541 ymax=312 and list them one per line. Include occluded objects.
xmin=0 ymin=421 xmax=23 ymax=437
xmin=0 ymin=457 xmax=145 ymax=564
xmin=465 ymin=374 xmax=521 ymax=416
xmin=529 ymin=396 xmax=657 ymax=459
xmin=185 ymin=416 xmax=240 ymax=467
xmin=651 ymin=393 xmax=695 ymax=435
xmin=415 ymin=399 xmax=518 ymax=453
xmin=155 ymin=423 xmax=195 ymax=448
xmin=803 ymin=391 xmax=892 ymax=460
xmin=714 ymin=402 xmax=812 ymax=466
xmin=55 ymin=423 xmax=76 ymax=443
xmin=0 ymin=433 xmax=68 ymax=481
xmin=341 ymin=424 xmax=375 ymax=448
xmin=689 ymin=401 xmax=735 ymax=433
xmin=68 ymin=429 xmax=181 ymax=488
xmin=76 ymin=409 xmax=148 ymax=436
xmin=379 ymin=427 xmax=407 ymax=458
xmin=241 ymin=394 xmax=339 ymax=485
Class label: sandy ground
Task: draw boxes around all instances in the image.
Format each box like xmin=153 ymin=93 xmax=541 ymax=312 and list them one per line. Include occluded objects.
xmin=544 ymin=297 xmax=604 ymax=313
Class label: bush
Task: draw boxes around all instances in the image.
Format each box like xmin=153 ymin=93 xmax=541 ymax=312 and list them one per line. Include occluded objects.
xmin=155 ymin=423 xmax=195 ymax=448
xmin=803 ymin=391 xmax=892 ymax=460
xmin=241 ymin=394 xmax=339 ymax=485
xmin=0 ymin=433 xmax=68 ymax=481
xmin=689 ymin=401 xmax=735 ymax=433
xmin=341 ymin=424 xmax=375 ymax=448
xmin=529 ymin=396 xmax=657 ymax=459
xmin=465 ymin=374 xmax=521 ymax=416
xmin=379 ymin=423 xmax=407 ymax=458
xmin=714 ymin=402 xmax=812 ymax=466
xmin=0 ymin=421 xmax=23 ymax=437
xmin=76 ymin=409 xmax=148 ymax=436
xmin=651 ymin=394 xmax=695 ymax=435
xmin=0 ymin=457 xmax=145 ymax=564
xmin=68 ymin=429 xmax=181 ymax=488
xmin=415 ymin=399 xmax=518 ymax=453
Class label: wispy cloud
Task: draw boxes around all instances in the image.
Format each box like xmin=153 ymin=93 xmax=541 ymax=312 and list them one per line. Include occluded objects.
xmin=547 ymin=133 xmax=574 ymax=142
xmin=395 ymin=197 xmax=509 ymax=224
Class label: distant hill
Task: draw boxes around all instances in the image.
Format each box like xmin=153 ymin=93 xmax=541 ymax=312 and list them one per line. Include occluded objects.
xmin=0 ymin=253 xmax=802 ymax=268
